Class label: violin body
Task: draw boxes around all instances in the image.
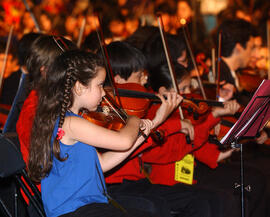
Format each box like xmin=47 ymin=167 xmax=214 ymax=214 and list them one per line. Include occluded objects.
xmin=181 ymin=93 xmax=211 ymax=125
xmin=105 ymin=83 xmax=152 ymax=118
xmin=237 ymin=70 xmax=264 ymax=93
xmin=82 ymin=107 xmax=125 ymax=131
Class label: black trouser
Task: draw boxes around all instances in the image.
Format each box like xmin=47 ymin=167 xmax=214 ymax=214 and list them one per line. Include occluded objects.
xmin=107 ymin=178 xmax=218 ymax=217
xmin=195 ymin=159 xmax=267 ymax=217
xmin=60 ymin=202 xmax=153 ymax=217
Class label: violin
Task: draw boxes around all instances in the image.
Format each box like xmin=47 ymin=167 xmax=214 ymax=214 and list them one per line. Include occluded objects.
xmin=237 ymin=69 xmax=264 ymax=93
xmin=81 ymin=88 xmax=165 ymax=144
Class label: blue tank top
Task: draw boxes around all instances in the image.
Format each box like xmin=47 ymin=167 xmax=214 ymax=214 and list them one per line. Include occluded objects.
xmin=41 ymin=111 xmax=108 ymax=217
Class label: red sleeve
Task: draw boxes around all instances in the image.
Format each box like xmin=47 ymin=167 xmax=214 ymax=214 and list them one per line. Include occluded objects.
xmin=142 ymin=132 xmax=189 ymax=164
xmin=194 ymin=142 xmax=220 ymax=168
xmin=142 ymin=113 xmax=220 ymax=165
xmin=147 ymin=106 xmax=183 ymax=136
xmin=199 ymin=112 xmax=220 ymax=131
xmin=16 ymin=90 xmax=38 ymax=164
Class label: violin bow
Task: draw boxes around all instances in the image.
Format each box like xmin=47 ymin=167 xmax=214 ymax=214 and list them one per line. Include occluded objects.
xmin=94 ymin=13 xmax=124 ymax=108
xmin=157 ymin=14 xmax=191 ymax=143
xmin=157 ymin=14 xmax=184 ymax=118
xmin=22 ymin=0 xmax=41 ymax=32
xmin=0 ymin=25 xmax=14 ymax=95
xmin=267 ymin=20 xmax=270 ymax=79
xmin=77 ymin=17 xmax=86 ymax=48
xmin=216 ymin=32 xmax=222 ymax=101
xmin=211 ymin=47 xmax=216 ymax=83
xmin=178 ymin=18 xmax=207 ymax=100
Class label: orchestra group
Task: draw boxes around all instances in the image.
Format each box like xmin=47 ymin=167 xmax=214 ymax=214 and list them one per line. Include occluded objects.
xmin=0 ymin=0 xmax=270 ymax=217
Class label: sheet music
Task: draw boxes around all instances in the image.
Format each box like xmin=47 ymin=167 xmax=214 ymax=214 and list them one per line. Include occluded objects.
xmin=220 ymin=79 xmax=270 ymax=145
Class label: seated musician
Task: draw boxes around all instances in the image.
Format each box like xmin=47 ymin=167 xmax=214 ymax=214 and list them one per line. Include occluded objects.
xmin=103 ymin=40 xmax=234 ymax=217
xmin=215 ymin=19 xmax=256 ymax=102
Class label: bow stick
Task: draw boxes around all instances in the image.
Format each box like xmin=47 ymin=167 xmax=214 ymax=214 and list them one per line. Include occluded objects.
xmin=94 ymin=13 xmax=124 ymax=108
xmin=216 ymin=32 xmax=222 ymax=101
xmin=211 ymin=48 xmax=216 ymax=83
xmin=267 ymin=21 xmax=270 ymax=79
xmin=157 ymin=14 xmax=191 ymax=143
xmin=0 ymin=25 xmax=14 ymax=95
xmin=178 ymin=18 xmax=207 ymax=100
xmin=22 ymin=0 xmax=41 ymax=32
xmin=77 ymin=17 xmax=86 ymax=48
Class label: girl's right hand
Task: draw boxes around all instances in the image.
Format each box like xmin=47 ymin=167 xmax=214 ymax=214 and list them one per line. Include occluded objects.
xmin=152 ymin=91 xmax=183 ymax=128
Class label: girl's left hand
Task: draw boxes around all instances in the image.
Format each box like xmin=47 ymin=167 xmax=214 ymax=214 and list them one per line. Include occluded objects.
xmin=152 ymin=91 xmax=183 ymax=128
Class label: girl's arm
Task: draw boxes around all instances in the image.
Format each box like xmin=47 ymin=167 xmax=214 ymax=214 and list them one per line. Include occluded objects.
xmin=63 ymin=115 xmax=141 ymax=151
xmin=98 ymin=119 xmax=153 ymax=172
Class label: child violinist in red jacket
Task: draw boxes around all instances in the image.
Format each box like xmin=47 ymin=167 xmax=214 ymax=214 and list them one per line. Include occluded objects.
xmin=103 ymin=40 xmax=240 ymax=217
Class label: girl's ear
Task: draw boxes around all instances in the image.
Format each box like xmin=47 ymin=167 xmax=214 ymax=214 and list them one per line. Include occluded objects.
xmin=40 ymin=66 xmax=46 ymax=78
xmin=74 ymin=81 xmax=87 ymax=96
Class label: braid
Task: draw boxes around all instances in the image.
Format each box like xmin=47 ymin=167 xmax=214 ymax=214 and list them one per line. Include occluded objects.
xmin=52 ymin=66 xmax=76 ymax=161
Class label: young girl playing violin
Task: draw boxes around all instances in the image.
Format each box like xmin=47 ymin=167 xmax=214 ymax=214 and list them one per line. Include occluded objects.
xmin=28 ymin=50 xmax=179 ymax=217
xmin=145 ymin=62 xmax=267 ymax=217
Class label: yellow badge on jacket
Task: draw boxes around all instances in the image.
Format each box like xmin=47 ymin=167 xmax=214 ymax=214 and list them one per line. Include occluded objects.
xmin=175 ymin=154 xmax=194 ymax=185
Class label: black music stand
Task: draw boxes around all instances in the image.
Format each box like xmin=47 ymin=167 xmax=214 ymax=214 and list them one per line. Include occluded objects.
xmin=220 ymin=80 xmax=270 ymax=217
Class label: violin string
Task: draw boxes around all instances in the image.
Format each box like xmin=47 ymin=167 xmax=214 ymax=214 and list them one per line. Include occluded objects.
xmin=103 ymin=96 xmax=127 ymax=123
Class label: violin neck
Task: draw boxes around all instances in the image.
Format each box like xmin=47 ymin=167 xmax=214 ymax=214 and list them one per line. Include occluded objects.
xmin=185 ymin=97 xmax=224 ymax=107
xmin=117 ymin=88 xmax=161 ymax=101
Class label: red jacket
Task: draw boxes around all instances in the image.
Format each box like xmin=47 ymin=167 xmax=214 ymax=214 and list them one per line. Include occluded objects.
xmin=142 ymin=111 xmax=221 ymax=186
xmin=16 ymin=90 xmax=40 ymax=200
xmin=16 ymin=90 xmax=38 ymax=164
